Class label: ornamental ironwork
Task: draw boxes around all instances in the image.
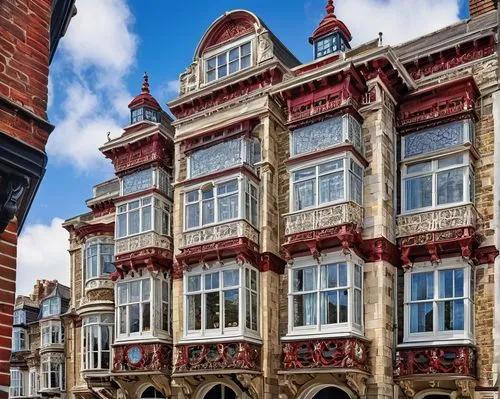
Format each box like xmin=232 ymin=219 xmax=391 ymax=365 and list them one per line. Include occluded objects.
xmin=189 ymin=138 xmax=242 ymax=178
xmin=394 ymin=346 xmax=476 ymax=378
xmin=182 ymin=220 xmax=259 ymax=248
xmin=174 ymin=341 xmax=260 ymax=372
xmin=282 ymin=337 xmax=368 ymax=370
xmin=396 ymin=204 xmax=478 ymax=238
xmin=284 ymin=201 xmax=363 ymax=236
xmin=115 ymin=231 xmax=171 ymax=255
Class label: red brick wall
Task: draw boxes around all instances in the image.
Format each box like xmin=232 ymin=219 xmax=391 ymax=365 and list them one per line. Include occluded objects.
xmin=469 ymin=0 xmax=498 ymax=17
xmin=0 ymin=220 xmax=17 ymax=394
xmin=0 ymin=0 xmax=52 ymax=150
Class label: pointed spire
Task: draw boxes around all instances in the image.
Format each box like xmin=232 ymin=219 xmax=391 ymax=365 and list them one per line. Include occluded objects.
xmin=141 ymin=72 xmax=150 ymax=94
xmin=326 ymin=0 xmax=335 ymax=15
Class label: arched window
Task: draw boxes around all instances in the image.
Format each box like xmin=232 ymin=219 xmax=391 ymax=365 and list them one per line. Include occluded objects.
xmin=203 ymin=384 xmax=236 ymax=399
xmin=141 ymin=386 xmax=165 ymax=398
xmin=312 ymin=387 xmax=351 ymax=399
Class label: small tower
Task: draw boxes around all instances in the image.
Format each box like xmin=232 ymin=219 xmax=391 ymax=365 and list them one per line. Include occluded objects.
xmin=309 ymin=0 xmax=352 ymax=59
xmin=128 ymin=72 xmax=162 ymax=124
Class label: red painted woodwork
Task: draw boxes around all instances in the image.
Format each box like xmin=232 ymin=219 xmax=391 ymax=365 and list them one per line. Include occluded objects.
xmin=112 ymin=343 xmax=172 ymax=372
xmin=395 ymin=346 xmax=476 ymax=378
xmin=397 ymin=77 xmax=480 ymax=131
xmin=474 ymin=245 xmax=499 ymax=264
xmin=404 ymin=36 xmax=495 ymax=81
xmin=170 ymin=67 xmax=283 ymax=119
xmin=102 ymin=132 xmax=172 ymax=175
xmin=282 ymin=337 xmax=368 ymax=370
xmin=358 ymin=57 xmax=408 ymax=99
xmin=89 ymin=200 xmax=115 ymax=218
xmin=175 ymin=341 xmax=260 ymax=372
xmin=295 ymin=54 xmax=340 ymax=76
xmin=73 ymin=222 xmax=114 ymax=241
xmin=128 ymin=72 xmax=161 ymax=111
xmin=363 ymin=237 xmax=399 ymax=266
xmin=113 ymin=247 xmax=173 ymax=278
xmin=285 ymin=143 xmax=368 ymax=168
xmin=197 ymin=11 xmax=257 ymax=56
xmin=309 ymin=0 xmax=352 ymax=43
xmin=260 ymin=252 xmax=286 ymax=274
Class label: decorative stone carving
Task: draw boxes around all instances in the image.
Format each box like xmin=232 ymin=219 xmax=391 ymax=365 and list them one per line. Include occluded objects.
xmin=236 ymin=373 xmax=259 ymax=399
xmin=86 ymin=288 xmax=114 ymax=302
xmin=456 ymin=379 xmax=476 ymax=398
xmin=179 ymin=62 xmax=198 ymax=95
xmin=345 ymin=372 xmax=368 ymax=398
xmin=397 ymin=380 xmax=416 ymax=398
xmin=257 ymin=33 xmax=273 ymax=64
xmin=182 ymin=220 xmax=259 ymax=248
xmin=85 ymin=278 xmax=114 ymax=292
xmin=112 ymin=343 xmax=172 ymax=373
xmin=115 ymin=231 xmax=171 ymax=255
xmin=284 ymin=201 xmax=363 ymax=236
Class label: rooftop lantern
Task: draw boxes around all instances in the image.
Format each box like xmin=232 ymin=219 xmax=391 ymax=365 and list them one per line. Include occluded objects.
xmin=309 ymin=0 xmax=352 ymax=60
xmin=128 ymin=72 xmax=162 ymax=124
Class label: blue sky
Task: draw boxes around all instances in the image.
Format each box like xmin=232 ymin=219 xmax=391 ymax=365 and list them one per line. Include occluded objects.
xmin=16 ymin=0 xmax=470 ymax=294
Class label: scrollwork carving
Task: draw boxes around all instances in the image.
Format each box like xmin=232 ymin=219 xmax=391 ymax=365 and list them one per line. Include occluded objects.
xmin=257 ymin=34 xmax=273 ymax=63
xmin=179 ymin=62 xmax=198 ymax=95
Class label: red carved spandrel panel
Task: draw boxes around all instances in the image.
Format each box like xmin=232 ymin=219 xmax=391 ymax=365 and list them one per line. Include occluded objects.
xmin=112 ymin=343 xmax=172 ymax=373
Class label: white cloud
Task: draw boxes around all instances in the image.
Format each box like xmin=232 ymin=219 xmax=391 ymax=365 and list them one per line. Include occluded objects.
xmin=335 ymin=0 xmax=460 ymax=46
xmin=47 ymin=0 xmax=138 ymax=172
xmin=157 ymin=79 xmax=180 ymax=105
xmin=16 ymin=218 xmax=69 ymax=296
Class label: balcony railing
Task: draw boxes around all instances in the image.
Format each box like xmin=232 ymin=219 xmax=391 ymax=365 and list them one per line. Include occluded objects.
xmin=284 ymin=202 xmax=363 ymax=236
xmin=175 ymin=341 xmax=260 ymax=373
xmin=182 ymin=220 xmax=259 ymax=248
xmin=394 ymin=346 xmax=476 ymax=378
xmin=396 ymin=204 xmax=478 ymax=238
xmin=115 ymin=231 xmax=171 ymax=255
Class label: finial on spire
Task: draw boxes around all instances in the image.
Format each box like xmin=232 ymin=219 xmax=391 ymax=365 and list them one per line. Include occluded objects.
xmin=326 ymin=0 xmax=335 ymax=15
xmin=141 ymin=72 xmax=150 ymax=93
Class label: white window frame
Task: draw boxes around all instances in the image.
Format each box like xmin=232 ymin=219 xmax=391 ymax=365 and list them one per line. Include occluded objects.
xmin=403 ymin=258 xmax=474 ymax=345
xmin=115 ymin=273 xmax=171 ymax=342
xmin=115 ymin=195 xmax=172 ymax=239
xmin=82 ymin=314 xmax=114 ymax=371
xmin=13 ymin=309 xmax=26 ymax=325
xmin=285 ymin=252 xmax=364 ymax=339
xmin=29 ymin=369 xmax=39 ymax=396
xmin=401 ymin=151 xmax=474 ymax=214
xmin=12 ymin=327 xmax=28 ymax=352
xmin=41 ymin=297 xmax=60 ymax=318
xmin=288 ymin=152 xmax=363 ymax=213
xmin=41 ymin=356 xmax=65 ymax=391
xmin=182 ymin=262 xmax=260 ymax=342
xmin=203 ymin=36 xmax=253 ymax=84
xmin=40 ymin=320 xmax=64 ymax=347
xmin=10 ymin=369 xmax=25 ymax=397
xmin=84 ymin=236 xmax=115 ymax=282
xmin=120 ymin=167 xmax=172 ymax=197
xmin=183 ymin=175 xmax=259 ymax=231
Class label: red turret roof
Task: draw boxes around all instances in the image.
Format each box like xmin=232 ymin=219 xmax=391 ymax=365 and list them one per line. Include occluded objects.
xmin=309 ymin=0 xmax=352 ymax=44
xmin=128 ymin=72 xmax=161 ymax=110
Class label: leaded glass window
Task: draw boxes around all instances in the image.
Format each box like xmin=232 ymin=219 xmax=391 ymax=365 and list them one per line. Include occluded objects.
xmin=291 ymin=115 xmax=362 ymax=156
xmin=122 ymin=169 xmax=153 ymax=195
xmin=402 ymin=120 xmax=474 ymax=159
xmin=189 ymin=138 xmax=242 ymax=178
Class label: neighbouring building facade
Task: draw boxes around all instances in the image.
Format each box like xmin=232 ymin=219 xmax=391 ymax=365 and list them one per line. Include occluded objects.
xmin=62 ymin=0 xmax=500 ymax=398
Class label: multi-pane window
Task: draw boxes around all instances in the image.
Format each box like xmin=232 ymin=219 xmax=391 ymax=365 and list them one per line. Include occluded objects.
xmin=82 ymin=314 xmax=113 ymax=370
xmin=288 ymin=258 xmax=363 ymax=335
xmin=116 ymin=277 xmax=170 ymax=339
xmin=116 ymin=196 xmax=171 ymax=239
xmin=402 ymin=153 xmax=473 ymax=212
xmin=29 ymin=370 xmax=39 ymax=396
xmin=10 ymin=369 xmax=24 ymax=397
xmin=13 ymin=309 xmax=26 ymax=325
xmin=131 ymin=107 xmax=159 ymax=124
xmin=41 ymin=357 xmax=65 ymax=390
xmin=315 ymin=35 xmax=338 ymax=58
xmin=184 ymin=264 xmax=259 ymax=339
xmin=85 ymin=238 xmax=115 ymax=280
xmin=41 ymin=297 xmax=60 ymax=318
xmin=291 ymin=155 xmax=363 ymax=211
xmin=12 ymin=327 xmax=27 ymax=352
xmin=404 ymin=261 xmax=473 ymax=342
xmin=206 ymin=42 xmax=251 ymax=83
xmin=184 ymin=178 xmax=259 ymax=230
xmin=41 ymin=320 xmax=64 ymax=347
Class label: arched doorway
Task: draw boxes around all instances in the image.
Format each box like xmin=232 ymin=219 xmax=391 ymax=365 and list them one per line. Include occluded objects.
xmin=203 ymin=384 xmax=237 ymax=399
xmin=141 ymin=386 xmax=165 ymax=398
xmin=312 ymin=387 xmax=351 ymax=399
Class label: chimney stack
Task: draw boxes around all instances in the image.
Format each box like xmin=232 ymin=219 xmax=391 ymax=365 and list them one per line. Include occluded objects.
xmin=469 ymin=0 xmax=498 ymax=18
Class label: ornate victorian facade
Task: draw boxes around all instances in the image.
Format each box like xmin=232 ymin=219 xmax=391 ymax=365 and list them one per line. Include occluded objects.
xmin=63 ymin=0 xmax=499 ymax=398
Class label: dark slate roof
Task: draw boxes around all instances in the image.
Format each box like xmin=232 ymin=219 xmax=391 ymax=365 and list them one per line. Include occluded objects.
xmin=42 ymin=282 xmax=71 ymax=314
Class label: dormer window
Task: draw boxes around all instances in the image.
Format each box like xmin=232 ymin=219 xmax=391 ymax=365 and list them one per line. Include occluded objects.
xmin=131 ymin=107 xmax=159 ymax=124
xmin=205 ymin=41 xmax=252 ymax=83
xmin=41 ymin=297 xmax=60 ymax=318
xmin=314 ymin=33 xmax=350 ymax=59
xmin=13 ymin=309 xmax=26 ymax=325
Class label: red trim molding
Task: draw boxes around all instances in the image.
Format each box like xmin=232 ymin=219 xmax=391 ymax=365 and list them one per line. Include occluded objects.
xmin=363 ymin=237 xmax=399 ymax=266
xmin=74 ymin=223 xmax=114 ymax=241
xmin=474 ymin=245 xmax=499 ymax=264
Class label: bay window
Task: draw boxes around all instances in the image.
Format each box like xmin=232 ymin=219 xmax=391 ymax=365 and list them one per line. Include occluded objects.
xmin=41 ymin=355 xmax=65 ymax=391
xmin=205 ymin=41 xmax=252 ymax=83
xmin=13 ymin=309 xmax=26 ymax=325
xmin=85 ymin=237 xmax=115 ymax=280
xmin=121 ymin=167 xmax=172 ymax=197
xmin=10 ymin=369 xmax=25 ymax=397
xmin=402 ymin=153 xmax=473 ymax=212
xmin=12 ymin=327 xmax=27 ymax=351
xmin=82 ymin=314 xmax=113 ymax=371
xmin=404 ymin=259 xmax=474 ymax=343
xmin=287 ymin=254 xmax=363 ymax=337
xmin=29 ymin=369 xmax=39 ymax=396
xmin=41 ymin=320 xmax=64 ymax=347
xmin=184 ymin=177 xmax=259 ymax=230
xmin=116 ymin=196 xmax=171 ymax=239
xmin=184 ymin=263 xmax=259 ymax=340
xmin=290 ymin=155 xmax=363 ymax=211
xmin=116 ymin=276 xmax=170 ymax=340
xmin=41 ymin=297 xmax=60 ymax=318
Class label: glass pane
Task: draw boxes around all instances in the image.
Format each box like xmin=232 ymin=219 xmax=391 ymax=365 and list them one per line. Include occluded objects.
xmin=403 ymin=121 xmax=465 ymax=158
xmin=129 ymin=304 xmax=140 ymax=333
xmin=142 ymin=205 xmax=152 ymax=231
xmin=117 ymin=214 xmax=127 ymax=237
xmin=189 ymin=138 xmax=242 ymax=178
xmin=241 ymin=42 xmax=251 ymax=55
xmin=218 ymin=194 xmax=238 ymax=221
xmin=319 ymin=172 xmax=344 ymax=203
xmin=223 ymin=270 xmax=239 ymax=287
xmin=142 ymin=303 xmax=151 ymax=332
xmin=205 ymin=272 xmax=219 ymax=290
xmin=438 ymin=154 xmax=463 ymax=168
xmin=129 ymin=281 xmax=140 ymax=302
xmin=205 ymin=292 xmax=220 ymax=329
xmin=350 ymin=174 xmax=362 ymax=204
xmin=405 ymin=175 xmax=432 ymax=210
xmin=293 ymin=180 xmax=315 ymax=210
xmin=186 ymin=204 xmax=199 ymax=229
xmin=338 ymin=263 xmax=347 ymax=286
xmin=251 ymin=270 xmax=257 ymax=291
xmin=437 ymin=168 xmax=463 ymax=205
xmin=406 ymin=161 xmax=431 ymax=174
xmin=187 ymin=275 xmax=201 ymax=292
xmin=128 ymin=209 xmax=140 ymax=234
xmin=251 ymin=292 xmax=257 ymax=330
xmin=354 ymin=289 xmax=362 ymax=325
xmin=323 ymin=264 xmax=338 ymax=288
xmin=187 ymin=294 xmax=201 ymax=330
xmin=186 ymin=191 xmax=199 ymax=203
xmin=142 ymin=279 xmax=151 ymax=301
xmin=319 ymin=160 xmax=343 ymax=174
xmin=119 ymin=307 xmax=126 ymax=334
xmin=207 ymin=70 xmax=216 ymax=82
xmin=218 ymin=180 xmax=238 ymax=194
xmin=293 ymin=167 xmax=315 ymax=181
xmin=217 ymin=53 xmax=226 ymax=66
xmin=229 ymin=48 xmax=239 ymax=61
xmin=292 ymin=117 xmax=343 ymax=156
xmin=229 ymin=60 xmax=239 ymax=74
xmin=339 ymin=289 xmax=348 ymax=323
xmin=293 ymin=267 xmax=316 ymax=292
xmin=438 ymin=299 xmax=464 ymax=331
xmin=218 ymin=65 xmax=227 ymax=78
xmin=320 ymin=291 xmax=338 ymax=324
xmin=410 ymin=302 xmax=433 ymax=333
xmin=202 ymin=199 xmax=215 ymax=225
xmin=439 ymin=269 xmax=454 ymax=298
xmin=293 ymin=293 xmax=317 ymax=326
xmin=118 ymin=284 xmax=127 ymax=305
xmin=207 ymin=57 xmax=216 ymax=70
xmin=411 ymin=272 xmax=434 ymax=300
xmin=241 ymin=55 xmax=251 ymax=69
xmin=224 ymin=289 xmax=239 ymax=328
